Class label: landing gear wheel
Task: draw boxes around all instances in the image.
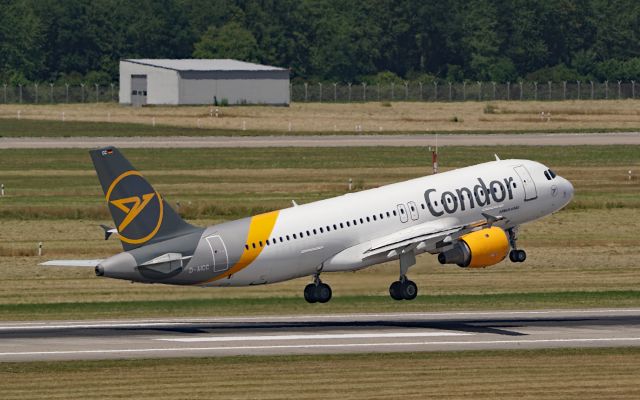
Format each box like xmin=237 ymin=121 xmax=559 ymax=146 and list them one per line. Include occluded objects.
xmin=509 ymin=249 xmax=527 ymax=263
xmin=304 ymin=283 xmax=317 ymax=303
xmin=315 ymin=283 xmax=332 ymax=303
xmin=402 ymin=280 xmax=418 ymax=300
xmin=389 ymin=281 xmax=403 ymax=301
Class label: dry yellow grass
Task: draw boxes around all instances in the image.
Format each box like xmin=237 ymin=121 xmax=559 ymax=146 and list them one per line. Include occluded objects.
xmin=1 ymin=100 xmax=639 ymax=132
xmin=1 ymin=208 xmax=639 ymax=305
xmin=1 ymin=349 xmax=639 ymax=400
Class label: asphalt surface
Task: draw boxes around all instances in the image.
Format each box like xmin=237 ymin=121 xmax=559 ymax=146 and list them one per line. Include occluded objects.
xmin=1 ymin=132 xmax=640 ymax=148
xmin=1 ymin=308 xmax=639 ymax=361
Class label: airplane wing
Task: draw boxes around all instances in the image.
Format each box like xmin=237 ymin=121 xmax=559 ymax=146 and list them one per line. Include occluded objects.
xmin=40 ymin=260 xmax=104 ymax=267
xmin=363 ymin=213 xmax=504 ymax=259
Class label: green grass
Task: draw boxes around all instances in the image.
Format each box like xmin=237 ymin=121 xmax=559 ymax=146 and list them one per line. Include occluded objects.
xmin=1 ymin=118 xmax=638 ymax=137
xmin=2 ymin=348 xmax=639 ymax=399
xmin=1 ymin=291 xmax=638 ymax=321
xmin=1 ymin=145 xmax=639 ymax=170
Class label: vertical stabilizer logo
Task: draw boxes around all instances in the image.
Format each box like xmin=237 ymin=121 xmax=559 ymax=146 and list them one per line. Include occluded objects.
xmin=105 ymin=171 xmax=164 ymax=245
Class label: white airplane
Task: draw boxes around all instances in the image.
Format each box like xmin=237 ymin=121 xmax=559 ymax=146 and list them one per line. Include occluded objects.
xmin=43 ymin=147 xmax=574 ymax=303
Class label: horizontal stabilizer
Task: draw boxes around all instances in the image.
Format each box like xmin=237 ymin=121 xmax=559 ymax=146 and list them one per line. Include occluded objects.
xmin=40 ymin=260 xmax=104 ymax=267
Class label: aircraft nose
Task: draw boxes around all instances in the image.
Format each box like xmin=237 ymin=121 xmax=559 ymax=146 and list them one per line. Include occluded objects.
xmin=561 ymin=177 xmax=574 ymax=201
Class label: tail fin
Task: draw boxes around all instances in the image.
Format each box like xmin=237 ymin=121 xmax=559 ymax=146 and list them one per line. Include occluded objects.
xmin=89 ymin=146 xmax=198 ymax=251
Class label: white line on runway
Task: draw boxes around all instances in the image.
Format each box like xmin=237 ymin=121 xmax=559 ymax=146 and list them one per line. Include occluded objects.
xmin=2 ymin=308 xmax=639 ymax=331
xmin=156 ymin=332 xmax=472 ymax=342
xmin=2 ymin=337 xmax=640 ymax=358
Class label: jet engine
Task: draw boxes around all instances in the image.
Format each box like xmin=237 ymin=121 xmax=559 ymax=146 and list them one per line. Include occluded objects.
xmin=438 ymin=226 xmax=509 ymax=268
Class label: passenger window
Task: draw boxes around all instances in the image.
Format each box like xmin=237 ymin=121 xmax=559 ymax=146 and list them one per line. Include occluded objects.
xmin=339 ymin=223 xmax=344 ymax=228
xmin=259 ymin=241 xmax=263 ymax=247
xmin=366 ymin=217 xmax=371 ymax=222
xmin=320 ymin=227 xmax=324 ymax=233
xmin=252 ymin=243 xmax=256 ymax=249
xmin=379 ymin=213 xmax=383 ymax=219
xmin=373 ymin=215 xmax=377 ymax=221
xmin=280 ymin=237 xmax=283 ymax=242
xmin=293 ymin=234 xmax=297 ymax=239
xmin=360 ymin=218 xmax=364 ymax=223
xmin=333 ymin=224 xmax=337 ymax=230
xmin=386 ymin=212 xmax=390 ymax=217
xmin=346 ymin=221 xmax=350 ymax=227
xmin=286 ymin=235 xmax=290 ymax=240
xmin=266 ymin=239 xmax=270 ymax=245
xmin=421 ymin=204 xmax=425 ymax=209
xmin=393 ymin=210 xmax=397 ymax=216
xmin=327 ymin=226 xmax=331 ymax=232
xmin=245 ymin=244 xmax=249 ymax=250
xmin=353 ymin=220 xmax=358 ymax=226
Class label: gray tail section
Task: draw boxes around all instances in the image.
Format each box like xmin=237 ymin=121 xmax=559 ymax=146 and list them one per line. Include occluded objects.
xmin=89 ymin=146 xmax=198 ymax=251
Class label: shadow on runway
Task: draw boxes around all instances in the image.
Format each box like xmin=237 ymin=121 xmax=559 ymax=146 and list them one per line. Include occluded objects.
xmin=2 ymin=314 xmax=640 ymax=340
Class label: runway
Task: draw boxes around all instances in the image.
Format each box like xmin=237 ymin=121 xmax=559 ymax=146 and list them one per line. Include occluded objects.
xmin=1 ymin=308 xmax=639 ymax=361
xmin=1 ymin=132 xmax=640 ymax=148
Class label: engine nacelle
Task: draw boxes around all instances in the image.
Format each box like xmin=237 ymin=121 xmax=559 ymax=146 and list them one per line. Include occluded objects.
xmin=437 ymin=226 xmax=509 ymax=268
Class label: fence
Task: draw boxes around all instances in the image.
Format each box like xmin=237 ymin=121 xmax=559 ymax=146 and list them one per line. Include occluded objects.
xmin=290 ymin=81 xmax=639 ymax=102
xmin=1 ymin=81 xmax=638 ymax=104
xmin=0 ymin=83 xmax=118 ymax=104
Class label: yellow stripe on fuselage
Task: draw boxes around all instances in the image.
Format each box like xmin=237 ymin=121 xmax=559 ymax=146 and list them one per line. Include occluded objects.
xmin=205 ymin=210 xmax=280 ymax=283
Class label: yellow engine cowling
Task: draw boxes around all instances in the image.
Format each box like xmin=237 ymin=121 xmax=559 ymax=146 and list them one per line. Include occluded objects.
xmin=437 ymin=227 xmax=509 ymax=268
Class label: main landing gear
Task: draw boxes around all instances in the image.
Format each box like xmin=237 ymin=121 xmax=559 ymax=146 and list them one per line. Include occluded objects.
xmin=507 ymin=227 xmax=527 ymax=263
xmin=304 ymin=274 xmax=332 ymax=303
xmin=389 ymin=250 xmax=418 ymax=301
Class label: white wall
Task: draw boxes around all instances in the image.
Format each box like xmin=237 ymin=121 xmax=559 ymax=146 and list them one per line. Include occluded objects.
xmin=119 ymin=62 xmax=179 ymax=105
xmin=178 ymin=78 xmax=289 ymax=105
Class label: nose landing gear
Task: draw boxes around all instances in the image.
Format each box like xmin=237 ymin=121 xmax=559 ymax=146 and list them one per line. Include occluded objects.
xmin=507 ymin=227 xmax=527 ymax=263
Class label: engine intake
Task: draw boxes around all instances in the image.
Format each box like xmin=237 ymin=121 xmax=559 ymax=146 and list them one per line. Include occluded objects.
xmin=438 ymin=226 xmax=509 ymax=268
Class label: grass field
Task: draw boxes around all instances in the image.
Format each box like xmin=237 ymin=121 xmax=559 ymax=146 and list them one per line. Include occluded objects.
xmin=1 ymin=348 xmax=639 ymax=399
xmin=1 ymin=100 xmax=639 ymax=136
xmin=0 ymin=146 xmax=639 ymax=319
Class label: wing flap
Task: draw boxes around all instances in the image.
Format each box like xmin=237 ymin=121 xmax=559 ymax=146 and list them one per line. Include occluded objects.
xmin=363 ymin=214 xmax=505 ymax=260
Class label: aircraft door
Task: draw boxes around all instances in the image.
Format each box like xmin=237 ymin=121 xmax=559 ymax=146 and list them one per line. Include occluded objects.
xmin=397 ymin=204 xmax=409 ymax=223
xmin=206 ymin=235 xmax=229 ymax=272
xmin=407 ymin=201 xmax=419 ymax=221
xmin=513 ymin=165 xmax=538 ymax=201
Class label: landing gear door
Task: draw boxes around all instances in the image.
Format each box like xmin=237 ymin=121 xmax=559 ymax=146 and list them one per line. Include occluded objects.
xmin=206 ymin=235 xmax=229 ymax=272
xmin=513 ymin=165 xmax=538 ymax=201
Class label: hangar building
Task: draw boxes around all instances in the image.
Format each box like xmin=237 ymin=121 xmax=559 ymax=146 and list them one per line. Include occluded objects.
xmin=119 ymin=59 xmax=290 ymax=106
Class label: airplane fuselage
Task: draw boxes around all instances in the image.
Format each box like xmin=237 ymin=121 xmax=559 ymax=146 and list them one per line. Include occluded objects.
xmin=97 ymin=159 xmax=573 ymax=287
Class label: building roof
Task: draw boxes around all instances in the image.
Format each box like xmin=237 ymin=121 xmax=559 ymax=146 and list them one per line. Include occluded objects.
xmin=122 ymin=59 xmax=287 ymax=72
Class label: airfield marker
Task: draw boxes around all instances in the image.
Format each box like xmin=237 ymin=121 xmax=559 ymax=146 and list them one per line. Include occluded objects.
xmin=37 ymin=242 xmax=43 ymax=256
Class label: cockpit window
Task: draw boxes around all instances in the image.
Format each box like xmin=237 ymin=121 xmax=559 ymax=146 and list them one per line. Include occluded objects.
xmin=544 ymin=170 xmax=551 ymax=180
xmin=548 ymin=169 xmax=556 ymax=178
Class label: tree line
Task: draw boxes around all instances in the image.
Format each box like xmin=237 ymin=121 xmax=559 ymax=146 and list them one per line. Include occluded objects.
xmin=1 ymin=0 xmax=639 ymax=85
